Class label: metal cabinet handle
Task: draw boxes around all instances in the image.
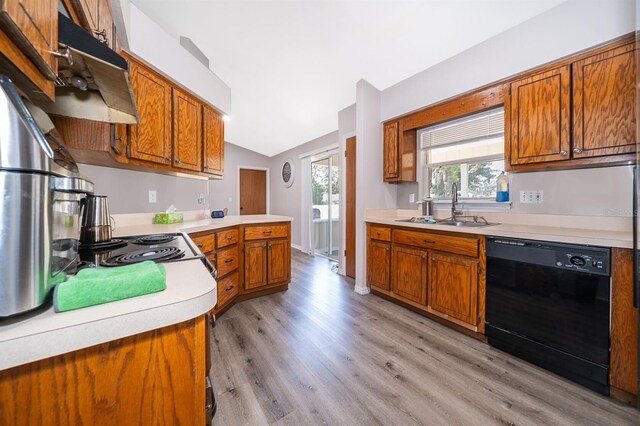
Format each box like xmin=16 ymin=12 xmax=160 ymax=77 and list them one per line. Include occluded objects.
xmin=94 ymin=29 xmax=109 ymax=45
xmin=423 ymin=239 xmax=435 ymax=244
xmin=175 ymin=158 xmax=181 ymax=164
xmin=51 ymin=48 xmax=73 ymax=66
xmin=385 ymin=247 xmax=390 ymax=252
xmin=263 ymin=230 xmax=272 ymax=235
xmin=560 ymin=150 xmax=568 ymax=156
xmin=224 ymin=259 xmax=233 ymax=264
xmin=573 ymin=148 xmax=583 ymax=154
xmin=109 ymin=124 xmax=122 ymax=155
xmin=165 ymin=156 xmax=171 ymax=162
xmin=226 ymin=285 xmax=234 ymax=292
xmin=197 ymin=243 xmax=204 ymax=248
xmin=227 ymin=235 xmax=233 ymax=240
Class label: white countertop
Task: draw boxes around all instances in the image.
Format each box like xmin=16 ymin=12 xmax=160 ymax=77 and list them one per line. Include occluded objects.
xmin=0 ymin=259 xmax=217 ymax=371
xmin=366 ymin=216 xmax=633 ymax=249
xmin=113 ymin=214 xmax=293 ymax=237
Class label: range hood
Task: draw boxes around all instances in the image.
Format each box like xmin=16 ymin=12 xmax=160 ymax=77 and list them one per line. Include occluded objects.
xmin=39 ymin=13 xmax=138 ymax=124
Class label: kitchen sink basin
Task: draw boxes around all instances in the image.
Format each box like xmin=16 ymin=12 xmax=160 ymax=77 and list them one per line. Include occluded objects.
xmin=437 ymin=219 xmax=498 ymax=228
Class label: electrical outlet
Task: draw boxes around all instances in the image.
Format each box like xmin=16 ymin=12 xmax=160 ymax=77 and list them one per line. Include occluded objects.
xmin=409 ymin=193 xmax=415 ymax=203
xmin=148 ymin=190 xmax=157 ymax=204
xmin=197 ymin=193 xmax=205 ymax=205
xmin=228 ymin=197 xmax=233 ymax=203
xmin=520 ymin=190 xmax=544 ymax=204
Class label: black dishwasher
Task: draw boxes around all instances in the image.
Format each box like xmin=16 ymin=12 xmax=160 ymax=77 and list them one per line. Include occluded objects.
xmin=485 ymin=237 xmax=611 ymax=394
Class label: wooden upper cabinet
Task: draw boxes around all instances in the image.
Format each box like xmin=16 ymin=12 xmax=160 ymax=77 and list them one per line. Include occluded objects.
xmin=244 ymin=241 xmax=268 ymax=290
xmin=429 ymin=252 xmax=478 ymax=326
xmin=96 ymin=0 xmax=113 ymax=47
xmin=367 ymin=240 xmax=390 ymax=291
xmin=203 ymin=105 xmax=224 ymax=176
xmin=508 ymin=65 xmax=571 ymax=166
xmin=0 ymin=0 xmax=58 ymax=81
xmin=172 ymin=88 xmax=202 ymax=172
xmin=383 ymin=121 xmax=400 ymax=181
xmin=71 ymin=0 xmax=98 ymax=31
xmin=392 ymin=246 xmax=428 ymax=305
xmin=267 ymin=239 xmax=289 ymax=285
xmin=129 ymin=60 xmax=173 ymax=165
xmin=572 ymin=43 xmax=636 ymax=159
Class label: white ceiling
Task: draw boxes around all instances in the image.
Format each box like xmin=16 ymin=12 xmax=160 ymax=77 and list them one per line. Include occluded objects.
xmin=131 ymin=0 xmax=564 ymax=157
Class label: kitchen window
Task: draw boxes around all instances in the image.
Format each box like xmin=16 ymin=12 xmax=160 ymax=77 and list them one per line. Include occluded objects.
xmin=417 ymin=107 xmax=505 ymax=200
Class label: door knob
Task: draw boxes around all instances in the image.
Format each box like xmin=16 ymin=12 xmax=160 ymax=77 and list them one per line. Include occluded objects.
xmin=560 ymin=150 xmax=568 ymax=156
xmin=573 ymin=148 xmax=583 ymax=154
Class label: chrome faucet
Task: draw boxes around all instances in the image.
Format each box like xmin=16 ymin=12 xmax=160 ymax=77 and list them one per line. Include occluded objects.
xmin=451 ymin=182 xmax=463 ymax=221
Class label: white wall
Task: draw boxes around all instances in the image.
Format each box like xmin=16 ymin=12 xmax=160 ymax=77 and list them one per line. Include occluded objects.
xmin=78 ymin=142 xmax=270 ymax=215
xmin=354 ymin=80 xmax=397 ymax=292
xmin=381 ymin=0 xmax=635 ymax=121
xmin=208 ymin=142 xmax=271 ymax=215
xmin=269 ymin=131 xmax=340 ymax=248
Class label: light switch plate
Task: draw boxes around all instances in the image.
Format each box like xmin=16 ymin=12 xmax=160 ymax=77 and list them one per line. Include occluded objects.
xmin=148 ymin=190 xmax=157 ymax=203
xmin=520 ymin=190 xmax=543 ymax=204
xmin=409 ymin=193 xmax=415 ymax=203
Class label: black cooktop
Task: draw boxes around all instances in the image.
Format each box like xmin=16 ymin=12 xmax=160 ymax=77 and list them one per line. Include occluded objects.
xmin=78 ymin=233 xmax=202 ymax=269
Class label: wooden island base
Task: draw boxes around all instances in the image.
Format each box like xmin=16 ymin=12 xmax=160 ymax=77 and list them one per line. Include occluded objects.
xmin=0 ymin=316 xmax=208 ymax=425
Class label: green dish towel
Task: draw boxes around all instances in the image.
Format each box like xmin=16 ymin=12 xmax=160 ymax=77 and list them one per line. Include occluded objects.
xmin=54 ymin=261 xmax=167 ymax=313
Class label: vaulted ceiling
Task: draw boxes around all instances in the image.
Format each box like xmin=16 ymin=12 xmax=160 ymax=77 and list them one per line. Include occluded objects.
xmin=131 ymin=0 xmax=564 ymax=157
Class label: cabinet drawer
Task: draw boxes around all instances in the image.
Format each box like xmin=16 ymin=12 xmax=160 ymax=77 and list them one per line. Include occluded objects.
xmin=393 ymin=230 xmax=478 ymax=258
xmin=368 ymin=226 xmax=391 ymax=242
xmin=191 ymin=234 xmax=215 ymax=254
xmin=245 ymin=225 xmax=288 ymax=240
xmin=216 ymin=272 xmax=239 ymax=308
xmin=217 ymin=228 xmax=239 ymax=249
xmin=217 ymin=246 xmax=239 ymax=277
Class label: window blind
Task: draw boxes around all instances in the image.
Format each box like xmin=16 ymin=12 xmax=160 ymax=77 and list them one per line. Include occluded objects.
xmin=418 ymin=107 xmax=504 ymax=167
xmin=419 ymin=107 xmax=504 ymax=150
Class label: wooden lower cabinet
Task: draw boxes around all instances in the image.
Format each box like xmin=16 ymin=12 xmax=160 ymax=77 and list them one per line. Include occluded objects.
xmin=0 ymin=316 xmax=208 ymax=425
xmin=189 ymin=222 xmax=291 ymax=316
xmin=367 ymin=240 xmax=390 ymax=291
xmin=244 ymin=240 xmax=268 ymax=290
xmin=367 ymin=223 xmax=483 ymax=333
xmin=428 ymin=252 xmax=478 ymax=326
xmin=392 ymin=246 xmax=428 ymax=304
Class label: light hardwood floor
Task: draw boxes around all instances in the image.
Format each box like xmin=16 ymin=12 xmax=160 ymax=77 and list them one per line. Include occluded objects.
xmin=210 ymin=251 xmax=640 ymax=425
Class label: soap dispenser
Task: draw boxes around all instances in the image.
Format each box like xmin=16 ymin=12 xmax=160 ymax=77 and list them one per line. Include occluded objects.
xmin=496 ymin=171 xmax=509 ymax=202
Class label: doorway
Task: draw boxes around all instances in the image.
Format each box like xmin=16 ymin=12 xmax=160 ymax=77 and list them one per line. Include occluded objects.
xmin=239 ymin=168 xmax=268 ymax=215
xmin=311 ymin=152 xmax=340 ymax=260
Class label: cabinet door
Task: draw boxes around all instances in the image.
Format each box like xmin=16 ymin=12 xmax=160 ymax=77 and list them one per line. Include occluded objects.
xmin=129 ymin=61 xmax=173 ymax=165
xmin=96 ymin=0 xmax=113 ymax=47
xmin=367 ymin=240 xmax=390 ymax=291
xmin=392 ymin=246 xmax=427 ymax=304
xmin=0 ymin=0 xmax=58 ymax=81
xmin=383 ymin=121 xmax=399 ymax=181
xmin=203 ymin=105 xmax=224 ymax=176
xmin=244 ymin=241 xmax=267 ymax=290
xmin=172 ymin=88 xmax=202 ymax=172
xmin=509 ymin=66 xmax=571 ymax=165
xmin=267 ymin=239 xmax=289 ymax=285
xmin=429 ymin=252 xmax=478 ymax=326
xmin=573 ymin=43 xmax=636 ymax=159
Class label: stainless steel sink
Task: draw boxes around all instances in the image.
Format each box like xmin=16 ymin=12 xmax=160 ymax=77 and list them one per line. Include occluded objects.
xmin=437 ymin=217 xmax=498 ymax=228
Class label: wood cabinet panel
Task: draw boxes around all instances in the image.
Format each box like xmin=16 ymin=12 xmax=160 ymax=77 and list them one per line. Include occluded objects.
xmin=429 ymin=252 xmax=478 ymax=326
xmin=203 ymin=105 xmax=224 ymax=176
xmin=0 ymin=316 xmax=206 ymax=425
xmin=509 ymin=66 xmax=571 ymax=165
xmin=383 ymin=121 xmax=399 ymax=181
xmin=610 ymin=248 xmax=638 ymax=398
xmin=96 ymin=0 xmax=113 ymax=47
xmin=368 ymin=226 xmax=391 ymax=242
xmin=393 ymin=229 xmax=479 ymax=258
xmin=191 ymin=234 xmax=215 ymax=254
xmin=244 ymin=240 xmax=267 ymax=290
xmin=172 ymin=88 xmax=202 ymax=172
xmin=216 ymin=228 xmax=239 ymax=249
xmin=268 ymin=239 xmax=289 ymax=285
xmin=245 ymin=225 xmax=288 ymax=241
xmin=367 ymin=240 xmax=390 ymax=291
xmin=392 ymin=246 xmax=428 ymax=305
xmin=0 ymin=0 xmax=57 ymax=81
xmin=129 ymin=60 xmax=173 ymax=165
xmin=216 ymin=271 xmax=239 ymax=309
xmin=217 ymin=245 xmax=239 ymax=277
xmin=572 ymin=43 xmax=636 ymax=159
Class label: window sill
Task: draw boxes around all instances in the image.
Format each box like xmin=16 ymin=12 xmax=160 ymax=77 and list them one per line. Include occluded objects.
xmin=431 ymin=199 xmax=512 ymax=211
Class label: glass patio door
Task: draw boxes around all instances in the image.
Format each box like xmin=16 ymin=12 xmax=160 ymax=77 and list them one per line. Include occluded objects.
xmin=311 ymin=153 xmax=340 ymax=259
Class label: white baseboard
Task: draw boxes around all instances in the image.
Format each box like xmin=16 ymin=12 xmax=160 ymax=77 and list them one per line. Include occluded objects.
xmin=291 ymin=243 xmax=302 ymax=252
xmin=354 ymin=285 xmax=370 ymax=295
